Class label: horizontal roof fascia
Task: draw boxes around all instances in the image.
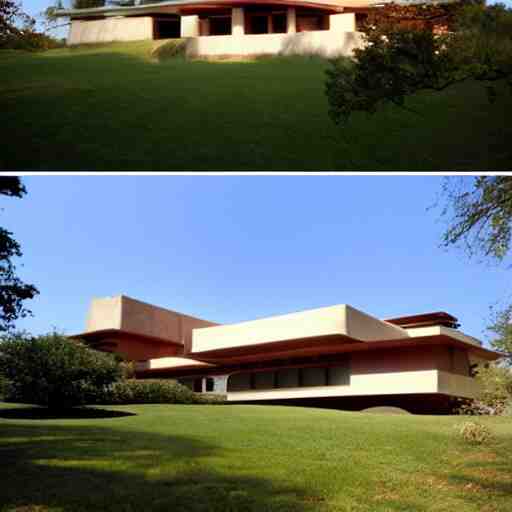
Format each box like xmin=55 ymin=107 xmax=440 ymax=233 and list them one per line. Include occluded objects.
xmin=56 ymin=0 xmax=376 ymax=17
xmin=190 ymin=304 xmax=409 ymax=355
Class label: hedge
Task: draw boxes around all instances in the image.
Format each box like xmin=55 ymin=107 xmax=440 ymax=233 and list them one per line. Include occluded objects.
xmin=93 ymin=379 xmax=226 ymax=405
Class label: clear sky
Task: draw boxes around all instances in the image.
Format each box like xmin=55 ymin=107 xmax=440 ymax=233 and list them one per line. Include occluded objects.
xmin=4 ymin=175 xmax=510 ymax=349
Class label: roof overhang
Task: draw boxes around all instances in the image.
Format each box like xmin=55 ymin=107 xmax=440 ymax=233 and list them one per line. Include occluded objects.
xmin=136 ymin=356 xmax=215 ymax=372
xmin=71 ymin=328 xmax=184 ymax=347
xmin=56 ymin=0 xmax=376 ymax=18
xmin=189 ymin=305 xmax=410 ymax=361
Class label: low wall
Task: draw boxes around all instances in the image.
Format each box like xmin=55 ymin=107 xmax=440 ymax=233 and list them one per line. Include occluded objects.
xmin=185 ymin=30 xmax=364 ymax=58
xmin=68 ymin=17 xmax=153 ymax=45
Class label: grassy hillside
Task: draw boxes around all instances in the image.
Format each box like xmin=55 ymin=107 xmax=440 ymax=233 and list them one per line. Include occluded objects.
xmin=1 ymin=41 xmax=511 ymax=170
xmin=1 ymin=402 xmax=511 ymax=511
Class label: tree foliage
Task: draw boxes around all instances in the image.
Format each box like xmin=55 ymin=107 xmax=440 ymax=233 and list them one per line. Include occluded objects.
xmin=440 ymin=176 xmax=512 ymax=261
xmin=0 ymin=178 xmax=39 ymax=332
xmin=1 ymin=0 xmax=63 ymax=49
xmin=0 ymin=332 xmax=123 ymax=408
xmin=326 ymin=2 xmax=512 ymax=125
xmin=0 ymin=0 xmax=35 ymax=43
xmin=487 ymin=303 xmax=512 ymax=360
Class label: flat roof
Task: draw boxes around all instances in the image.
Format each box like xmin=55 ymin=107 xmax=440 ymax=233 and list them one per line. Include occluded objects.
xmin=57 ymin=0 xmax=377 ymax=17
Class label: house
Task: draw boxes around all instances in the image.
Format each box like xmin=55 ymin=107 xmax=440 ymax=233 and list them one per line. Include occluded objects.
xmin=76 ymin=295 xmax=499 ymax=413
xmin=55 ymin=0 xmax=376 ymax=57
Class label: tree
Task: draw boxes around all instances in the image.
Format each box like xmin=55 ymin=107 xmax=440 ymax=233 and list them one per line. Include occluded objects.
xmin=41 ymin=0 xmax=69 ymax=36
xmin=440 ymin=176 xmax=512 ymax=357
xmin=0 ymin=332 xmax=123 ymax=409
xmin=1 ymin=0 xmax=63 ymax=49
xmin=0 ymin=177 xmax=39 ymax=332
xmin=440 ymin=176 xmax=512 ymax=261
xmin=326 ymin=2 xmax=512 ymax=126
xmin=0 ymin=0 xmax=36 ymax=47
xmin=439 ymin=176 xmax=512 ymax=414
xmin=487 ymin=303 xmax=512 ymax=361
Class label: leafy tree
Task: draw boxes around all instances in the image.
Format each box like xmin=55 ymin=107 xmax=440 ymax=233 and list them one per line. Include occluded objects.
xmin=0 ymin=332 xmax=123 ymax=408
xmin=1 ymin=0 xmax=62 ymax=49
xmin=440 ymin=176 xmax=512 ymax=260
xmin=0 ymin=0 xmax=35 ymax=46
xmin=326 ymin=2 xmax=512 ymax=126
xmin=487 ymin=304 xmax=512 ymax=360
xmin=41 ymin=0 xmax=69 ymax=35
xmin=0 ymin=177 xmax=39 ymax=332
xmin=440 ymin=176 xmax=512 ymax=357
xmin=440 ymin=176 xmax=512 ymax=414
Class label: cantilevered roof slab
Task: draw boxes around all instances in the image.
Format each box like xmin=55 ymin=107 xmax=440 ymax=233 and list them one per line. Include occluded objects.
xmin=82 ymin=295 xmax=217 ymax=346
xmin=136 ymin=357 xmax=215 ymax=372
xmin=190 ymin=305 xmax=409 ymax=359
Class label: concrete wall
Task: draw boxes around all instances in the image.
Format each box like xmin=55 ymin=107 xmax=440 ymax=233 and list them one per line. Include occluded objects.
xmin=351 ymin=345 xmax=470 ymax=377
xmin=86 ymin=295 xmax=217 ymax=345
xmin=98 ymin=336 xmax=181 ymax=361
xmin=181 ymin=15 xmax=199 ymax=37
xmin=225 ymin=370 xmax=479 ymax=401
xmin=191 ymin=304 xmax=407 ymax=354
xmin=185 ymin=28 xmax=364 ymax=58
xmin=68 ymin=17 xmax=153 ymax=45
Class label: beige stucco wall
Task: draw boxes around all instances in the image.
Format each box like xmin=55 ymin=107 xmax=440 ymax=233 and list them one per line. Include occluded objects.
xmin=181 ymin=15 xmax=199 ymax=37
xmin=68 ymin=17 xmax=153 ymax=45
xmin=330 ymin=13 xmax=356 ymax=32
xmin=191 ymin=304 xmax=407 ymax=353
xmin=86 ymin=295 xmax=123 ymax=332
xmin=185 ymin=27 xmax=364 ymax=59
xmin=437 ymin=370 xmax=481 ymax=398
xmin=225 ymin=370 xmax=479 ymax=401
xmin=85 ymin=295 xmax=217 ymax=344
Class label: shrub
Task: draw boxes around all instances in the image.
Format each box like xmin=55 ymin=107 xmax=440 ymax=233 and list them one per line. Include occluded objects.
xmin=458 ymin=421 xmax=492 ymax=445
xmin=94 ymin=378 xmax=226 ymax=405
xmin=151 ymin=39 xmax=187 ymax=61
xmin=457 ymin=363 xmax=512 ymax=415
xmin=0 ymin=374 xmax=9 ymax=399
xmin=0 ymin=332 xmax=123 ymax=409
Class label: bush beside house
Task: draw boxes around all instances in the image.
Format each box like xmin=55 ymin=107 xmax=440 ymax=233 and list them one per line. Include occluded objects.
xmin=93 ymin=379 xmax=226 ymax=405
xmin=0 ymin=332 xmax=123 ymax=409
xmin=0 ymin=332 xmax=225 ymax=408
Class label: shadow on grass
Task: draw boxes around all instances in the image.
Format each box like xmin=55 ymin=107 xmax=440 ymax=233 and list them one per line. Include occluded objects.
xmin=0 ymin=405 xmax=136 ymax=420
xmin=0 ymin=421 xmax=314 ymax=512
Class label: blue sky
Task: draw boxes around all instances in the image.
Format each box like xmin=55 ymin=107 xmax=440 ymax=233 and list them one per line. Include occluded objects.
xmin=4 ymin=175 xmax=510 ymax=349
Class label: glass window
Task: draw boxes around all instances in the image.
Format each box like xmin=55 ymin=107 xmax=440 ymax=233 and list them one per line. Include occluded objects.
xmin=301 ymin=367 xmax=327 ymax=387
xmin=253 ymin=371 xmax=275 ymax=390
xmin=328 ymin=365 xmax=350 ymax=386
xmin=276 ymin=368 xmax=299 ymax=388
xmin=205 ymin=377 xmax=214 ymax=392
xmin=228 ymin=373 xmax=252 ymax=391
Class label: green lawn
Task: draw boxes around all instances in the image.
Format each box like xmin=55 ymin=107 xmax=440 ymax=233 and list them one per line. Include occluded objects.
xmin=1 ymin=402 xmax=511 ymax=511
xmin=1 ymin=42 xmax=511 ymax=171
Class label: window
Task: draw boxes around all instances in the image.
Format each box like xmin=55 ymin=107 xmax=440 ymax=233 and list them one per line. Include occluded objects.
xmin=227 ymin=362 xmax=350 ymax=392
xmin=301 ymin=367 xmax=327 ymax=387
xmin=328 ymin=365 xmax=350 ymax=386
xmin=276 ymin=368 xmax=299 ymax=388
xmin=209 ymin=16 xmax=232 ymax=35
xmin=193 ymin=378 xmax=203 ymax=393
xmin=205 ymin=377 xmax=215 ymax=392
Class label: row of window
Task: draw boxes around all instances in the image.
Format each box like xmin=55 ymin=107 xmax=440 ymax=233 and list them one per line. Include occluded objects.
xmin=179 ymin=365 xmax=350 ymax=393
xmin=227 ymin=365 xmax=350 ymax=392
